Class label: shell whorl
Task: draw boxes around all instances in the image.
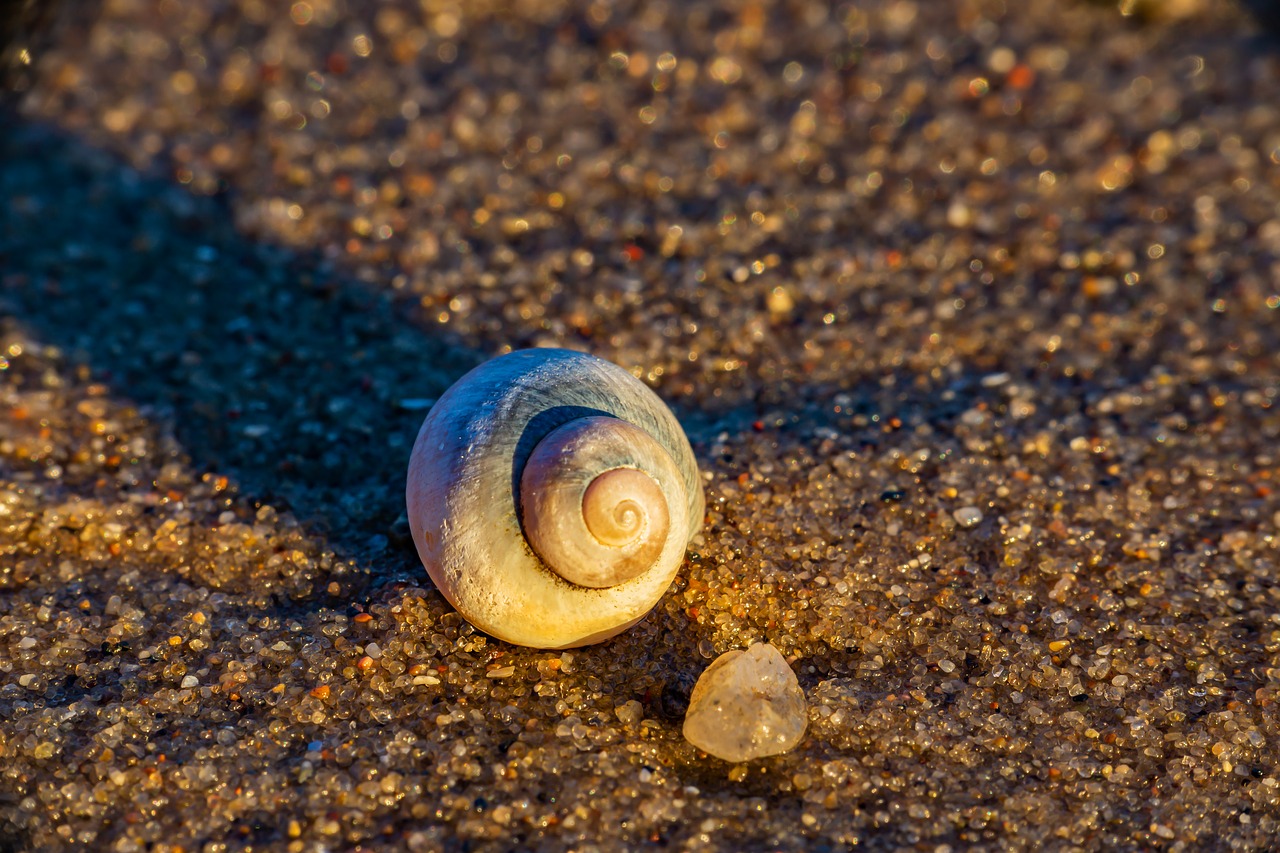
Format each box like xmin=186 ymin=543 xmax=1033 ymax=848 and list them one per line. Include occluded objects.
xmin=520 ymin=416 xmax=687 ymax=589
xmin=405 ymin=349 xmax=704 ymax=649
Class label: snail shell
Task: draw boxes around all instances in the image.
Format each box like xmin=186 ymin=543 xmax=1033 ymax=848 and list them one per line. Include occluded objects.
xmin=405 ymin=349 xmax=704 ymax=649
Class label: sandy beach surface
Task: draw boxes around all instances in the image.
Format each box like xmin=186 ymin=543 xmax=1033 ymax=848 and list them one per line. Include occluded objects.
xmin=2 ymin=0 xmax=1279 ymax=849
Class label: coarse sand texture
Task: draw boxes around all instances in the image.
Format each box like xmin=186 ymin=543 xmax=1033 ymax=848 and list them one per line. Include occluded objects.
xmin=2 ymin=0 xmax=1279 ymax=850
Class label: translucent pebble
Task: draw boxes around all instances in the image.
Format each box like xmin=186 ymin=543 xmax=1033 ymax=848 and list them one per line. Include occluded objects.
xmin=953 ymin=507 xmax=984 ymax=528
xmin=683 ymin=643 xmax=807 ymax=762
xmin=615 ymin=700 xmax=643 ymax=726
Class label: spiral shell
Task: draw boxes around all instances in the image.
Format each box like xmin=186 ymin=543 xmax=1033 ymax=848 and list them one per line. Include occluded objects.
xmin=405 ymin=349 xmax=704 ymax=649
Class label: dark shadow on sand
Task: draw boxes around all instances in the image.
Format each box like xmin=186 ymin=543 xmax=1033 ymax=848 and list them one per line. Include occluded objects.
xmin=1 ymin=116 xmax=485 ymax=572
xmin=1 ymin=111 xmax=1247 ymax=713
xmin=0 ymin=116 xmax=1072 ymax=584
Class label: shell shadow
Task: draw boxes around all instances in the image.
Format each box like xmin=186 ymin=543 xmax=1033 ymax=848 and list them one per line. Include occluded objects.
xmin=1 ymin=116 xmax=485 ymax=594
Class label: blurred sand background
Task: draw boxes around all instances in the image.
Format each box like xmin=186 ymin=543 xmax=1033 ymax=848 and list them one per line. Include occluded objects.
xmin=1 ymin=0 xmax=1279 ymax=849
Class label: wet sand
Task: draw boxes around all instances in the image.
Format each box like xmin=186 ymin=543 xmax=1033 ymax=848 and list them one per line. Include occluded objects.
xmin=2 ymin=0 xmax=1279 ymax=849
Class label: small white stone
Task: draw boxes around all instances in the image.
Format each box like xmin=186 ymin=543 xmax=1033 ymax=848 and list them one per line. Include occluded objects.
xmin=683 ymin=643 xmax=807 ymax=762
xmin=180 ymin=675 xmax=198 ymax=688
xmin=954 ymin=507 xmax=984 ymax=528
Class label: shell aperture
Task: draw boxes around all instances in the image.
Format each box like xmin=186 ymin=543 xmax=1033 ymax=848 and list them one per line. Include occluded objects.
xmin=406 ymin=349 xmax=703 ymax=648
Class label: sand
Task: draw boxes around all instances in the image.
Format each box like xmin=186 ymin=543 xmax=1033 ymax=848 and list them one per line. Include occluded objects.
xmin=1 ymin=0 xmax=1279 ymax=849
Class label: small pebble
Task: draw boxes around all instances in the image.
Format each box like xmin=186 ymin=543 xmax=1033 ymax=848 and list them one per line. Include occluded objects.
xmin=615 ymin=700 xmax=644 ymax=726
xmin=954 ymin=507 xmax=984 ymax=528
xmin=683 ymin=644 xmax=808 ymax=762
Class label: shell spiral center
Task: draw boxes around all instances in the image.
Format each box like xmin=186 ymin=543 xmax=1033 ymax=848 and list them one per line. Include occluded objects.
xmin=582 ymin=467 xmax=667 ymax=549
xmin=520 ymin=416 xmax=685 ymax=589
